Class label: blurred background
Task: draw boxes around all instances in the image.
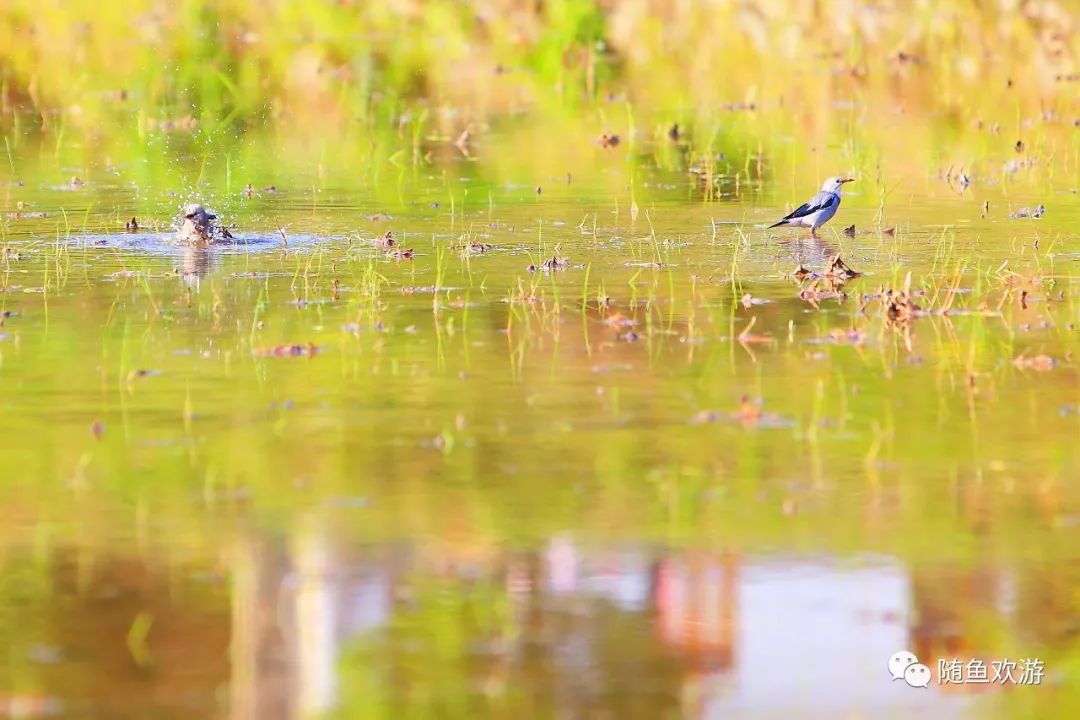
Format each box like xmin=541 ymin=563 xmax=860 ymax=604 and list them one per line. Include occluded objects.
xmin=0 ymin=0 xmax=1077 ymax=187
xmin=0 ymin=3 xmax=1078 ymax=720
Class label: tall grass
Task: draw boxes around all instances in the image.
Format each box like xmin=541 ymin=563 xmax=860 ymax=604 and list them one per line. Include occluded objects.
xmin=1 ymin=0 xmax=1075 ymax=134
xmin=0 ymin=1 xmax=1076 ymax=218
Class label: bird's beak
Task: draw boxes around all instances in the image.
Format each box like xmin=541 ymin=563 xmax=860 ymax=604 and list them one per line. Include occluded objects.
xmin=840 ymin=178 xmax=855 ymax=184
xmin=207 ymin=214 xmax=217 ymax=220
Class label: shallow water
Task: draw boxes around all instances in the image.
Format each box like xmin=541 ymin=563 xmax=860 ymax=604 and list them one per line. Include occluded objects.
xmin=0 ymin=131 xmax=1077 ymax=719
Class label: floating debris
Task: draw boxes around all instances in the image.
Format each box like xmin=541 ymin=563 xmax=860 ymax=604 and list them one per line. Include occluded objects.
xmin=0 ymin=694 xmax=63 ymax=717
xmin=736 ymin=396 xmax=761 ymax=426
xmin=387 ymin=247 xmax=414 ymax=260
xmin=792 ymin=256 xmax=859 ymax=286
xmin=667 ymin=123 xmax=681 ymax=142
xmin=883 ymin=284 xmax=921 ymax=324
xmin=457 ymin=240 xmax=492 ymax=254
xmin=125 ymin=217 xmax=139 ymax=232
xmin=530 ymin=255 xmax=570 ymax=273
xmin=792 ymin=258 xmax=859 ymax=308
xmin=1010 ymin=204 xmax=1045 ymax=219
xmin=827 ymin=255 xmax=861 ymax=280
xmin=689 ymin=396 xmax=793 ymax=429
xmin=740 ymin=293 xmax=769 ymax=308
xmin=691 ymin=410 xmax=721 ymax=425
xmin=798 ymin=282 xmax=847 ymax=309
xmin=603 ymin=311 xmax=635 ymax=328
xmin=237 ymin=182 xmax=281 ymax=197
xmin=812 ymin=328 xmax=869 ymax=346
xmin=597 ymin=133 xmax=620 ymax=149
xmin=126 ymin=369 xmax=161 ymax=383
xmin=253 ymin=343 xmax=321 ymax=358
xmin=149 ymin=115 xmax=198 ymax=132
xmin=692 ymin=397 xmax=789 ymax=429
xmin=454 ymin=128 xmax=472 ymax=155
xmin=401 ymin=285 xmax=448 ymax=295
xmin=843 ymin=224 xmax=856 ymax=237
xmin=375 ymin=230 xmax=397 ymax=248
xmin=890 ymin=51 xmax=922 ymax=64
xmin=1013 ymin=354 xmax=1057 ymax=371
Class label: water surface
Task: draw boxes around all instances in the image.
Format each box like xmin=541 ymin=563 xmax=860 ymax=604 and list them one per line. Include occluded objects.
xmin=0 ymin=128 xmax=1077 ymax=718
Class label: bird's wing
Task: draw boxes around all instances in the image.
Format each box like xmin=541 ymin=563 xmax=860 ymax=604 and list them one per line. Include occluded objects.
xmin=780 ymin=191 xmax=838 ymax=221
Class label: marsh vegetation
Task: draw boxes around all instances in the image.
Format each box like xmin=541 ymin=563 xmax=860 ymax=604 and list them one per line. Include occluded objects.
xmin=0 ymin=1 xmax=1078 ymax=718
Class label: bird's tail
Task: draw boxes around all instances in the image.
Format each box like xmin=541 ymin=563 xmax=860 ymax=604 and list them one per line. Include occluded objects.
xmin=768 ymin=220 xmax=788 ymax=229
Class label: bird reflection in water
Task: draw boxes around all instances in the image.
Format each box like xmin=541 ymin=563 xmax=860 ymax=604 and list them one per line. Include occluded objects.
xmin=179 ymin=247 xmax=215 ymax=290
xmin=785 ymin=235 xmax=838 ymax=269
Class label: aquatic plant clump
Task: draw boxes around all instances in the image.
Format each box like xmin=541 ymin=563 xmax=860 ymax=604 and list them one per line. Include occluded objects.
xmin=0 ymin=2 xmax=1076 ymax=720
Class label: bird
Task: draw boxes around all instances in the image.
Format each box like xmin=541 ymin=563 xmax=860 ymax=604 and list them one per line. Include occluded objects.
xmin=178 ymin=204 xmax=218 ymax=247
xmin=769 ymin=177 xmax=854 ymax=236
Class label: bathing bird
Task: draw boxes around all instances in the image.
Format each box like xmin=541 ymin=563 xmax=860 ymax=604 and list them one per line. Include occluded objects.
xmin=178 ymin=204 xmax=218 ymax=247
xmin=769 ymin=177 xmax=854 ymax=236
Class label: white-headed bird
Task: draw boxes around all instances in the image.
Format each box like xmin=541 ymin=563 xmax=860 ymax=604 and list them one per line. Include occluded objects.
xmin=769 ymin=177 xmax=854 ymax=236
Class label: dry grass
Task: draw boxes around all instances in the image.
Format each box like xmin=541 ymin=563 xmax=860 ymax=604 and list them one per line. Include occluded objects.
xmin=0 ymin=0 xmax=1076 ymax=133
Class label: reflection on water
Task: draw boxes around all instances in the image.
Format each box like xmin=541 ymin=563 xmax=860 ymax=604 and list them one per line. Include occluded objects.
xmin=11 ymin=514 xmax=1074 ymax=718
xmin=1 ymin=123 xmax=1077 ymax=720
xmin=180 ymin=248 xmax=214 ymax=290
xmin=782 ymin=235 xmax=840 ymax=268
